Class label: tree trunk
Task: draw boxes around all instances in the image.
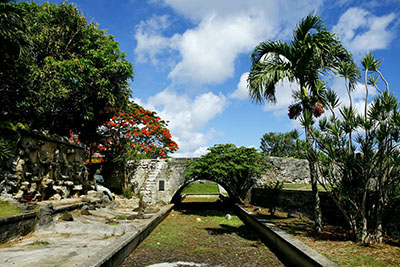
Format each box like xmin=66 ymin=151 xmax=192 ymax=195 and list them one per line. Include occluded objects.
xmin=305 ymin=124 xmax=323 ymax=231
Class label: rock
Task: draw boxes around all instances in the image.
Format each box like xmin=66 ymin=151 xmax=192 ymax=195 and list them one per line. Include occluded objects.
xmin=144 ymin=207 xmax=160 ymax=214
xmin=96 ymin=184 xmax=113 ymax=201
xmin=80 ymin=209 xmax=91 ymax=216
xmin=73 ymin=185 xmax=83 ymax=191
xmin=87 ymin=190 xmax=102 ymax=198
xmin=64 ymin=181 xmax=74 ymax=186
xmin=82 ymin=204 xmax=96 ymax=210
xmin=28 ymin=183 xmax=37 ymax=193
xmin=127 ymin=213 xmax=145 ymax=220
xmin=100 ymin=194 xmax=111 ymax=204
xmin=132 ymin=207 xmax=143 ymax=212
xmin=59 ymin=212 xmax=74 ymax=221
xmin=127 ymin=212 xmax=152 ymax=220
xmin=15 ymin=190 xmax=24 ymax=199
xmin=139 ymin=198 xmax=147 ymax=209
xmin=49 ymin=194 xmax=61 ymax=201
xmin=38 ymin=204 xmax=54 ymax=227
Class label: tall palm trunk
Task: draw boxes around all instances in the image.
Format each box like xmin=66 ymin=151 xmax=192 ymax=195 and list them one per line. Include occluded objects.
xmin=301 ymin=84 xmax=323 ymax=231
xmin=305 ymin=120 xmax=323 ymax=231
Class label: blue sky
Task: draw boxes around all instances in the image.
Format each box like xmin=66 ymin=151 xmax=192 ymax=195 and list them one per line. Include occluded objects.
xmin=37 ymin=0 xmax=400 ymax=157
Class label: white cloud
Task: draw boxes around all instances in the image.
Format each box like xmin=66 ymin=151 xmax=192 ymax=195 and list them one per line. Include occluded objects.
xmin=133 ymin=89 xmax=229 ymax=157
xmin=332 ymin=7 xmax=396 ymax=57
xmin=230 ymin=72 xmax=249 ymax=100
xmin=134 ymin=0 xmax=324 ymax=86
xmin=168 ymin=13 xmax=272 ymax=84
xmin=134 ymin=15 xmax=180 ymax=65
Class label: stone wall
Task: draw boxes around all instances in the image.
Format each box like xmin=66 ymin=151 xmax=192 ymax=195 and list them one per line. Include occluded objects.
xmin=0 ymin=130 xmax=93 ymax=201
xmin=257 ymin=157 xmax=310 ymax=186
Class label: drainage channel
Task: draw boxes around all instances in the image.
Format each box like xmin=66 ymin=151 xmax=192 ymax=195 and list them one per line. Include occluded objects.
xmin=121 ymin=200 xmax=284 ymax=267
xmin=119 ymin=198 xmax=338 ymax=267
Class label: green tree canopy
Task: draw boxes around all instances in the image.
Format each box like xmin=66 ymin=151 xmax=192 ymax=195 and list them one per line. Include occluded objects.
xmin=184 ymin=144 xmax=270 ymax=202
xmin=1 ymin=1 xmax=133 ymax=143
xmin=260 ymin=130 xmax=306 ymax=159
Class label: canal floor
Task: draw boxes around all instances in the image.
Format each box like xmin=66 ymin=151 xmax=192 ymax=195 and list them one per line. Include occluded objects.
xmin=121 ymin=200 xmax=284 ymax=267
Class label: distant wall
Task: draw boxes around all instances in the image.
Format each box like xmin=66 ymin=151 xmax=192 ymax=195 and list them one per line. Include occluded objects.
xmin=251 ymin=188 xmax=345 ymax=225
xmin=0 ymin=130 xmax=93 ymax=201
xmin=257 ymin=157 xmax=310 ymax=186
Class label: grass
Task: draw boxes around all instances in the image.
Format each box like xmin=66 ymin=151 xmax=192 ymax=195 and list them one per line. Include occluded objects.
xmin=115 ymin=214 xmax=129 ymax=220
xmin=0 ymin=200 xmax=24 ymax=218
xmin=180 ymin=183 xmax=219 ymax=195
xmin=122 ymin=208 xmax=283 ymax=266
xmin=244 ymin=205 xmax=400 ymax=266
xmin=28 ymin=240 xmax=50 ymax=246
xmin=282 ymin=183 xmax=326 ymax=191
xmin=182 ymin=195 xmax=220 ymax=203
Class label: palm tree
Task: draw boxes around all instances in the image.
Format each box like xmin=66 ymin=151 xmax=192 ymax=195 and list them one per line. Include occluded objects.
xmin=248 ymin=14 xmax=354 ymax=231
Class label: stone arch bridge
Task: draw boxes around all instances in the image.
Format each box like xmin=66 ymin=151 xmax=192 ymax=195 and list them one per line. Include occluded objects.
xmin=127 ymin=157 xmax=310 ymax=205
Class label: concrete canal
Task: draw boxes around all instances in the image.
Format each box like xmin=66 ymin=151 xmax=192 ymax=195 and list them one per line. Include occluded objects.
xmin=121 ymin=195 xmax=284 ymax=267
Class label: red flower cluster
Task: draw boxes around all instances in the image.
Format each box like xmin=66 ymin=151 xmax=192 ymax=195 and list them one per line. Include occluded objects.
xmin=94 ymin=103 xmax=179 ymax=160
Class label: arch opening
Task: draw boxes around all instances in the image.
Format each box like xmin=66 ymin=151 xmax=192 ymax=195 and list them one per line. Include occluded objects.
xmin=170 ymin=179 xmax=233 ymax=207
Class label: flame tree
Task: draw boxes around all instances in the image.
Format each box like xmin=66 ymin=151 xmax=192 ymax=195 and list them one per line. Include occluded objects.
xmin=91 ymin=102 xmax=178 ymax=163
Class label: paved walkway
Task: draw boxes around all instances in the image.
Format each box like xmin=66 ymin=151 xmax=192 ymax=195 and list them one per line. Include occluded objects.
xmin=0 ymin=197 xmax=171 ymax=267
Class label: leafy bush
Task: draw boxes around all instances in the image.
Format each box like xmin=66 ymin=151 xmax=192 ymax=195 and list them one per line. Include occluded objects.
xmin=184 ymin=144 xmax=270 ymax=202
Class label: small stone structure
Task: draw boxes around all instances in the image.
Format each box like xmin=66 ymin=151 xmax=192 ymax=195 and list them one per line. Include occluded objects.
xmin=127 ymin=157 xmax=310 ymax=205
xmin=127 ymin=158 xmax=191 ymax=205
xmin=0 ymin=130 xmax=93 ymax=201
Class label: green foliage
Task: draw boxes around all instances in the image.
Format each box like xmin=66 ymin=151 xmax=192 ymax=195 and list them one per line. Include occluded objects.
xmin=313 ymin=54 xmax=400 ymax=243
xmin=122 ymin=186 xmax=134 ymax=199
xmin=184 ymin=144 xmax=270 ymax=202
xmin=0 ymin=137 xmax=13 ymax=161
xmin=260 ymin=130 xmax=306 ymax=159
xmin=1 ymin=1 xmax=133 ymax=143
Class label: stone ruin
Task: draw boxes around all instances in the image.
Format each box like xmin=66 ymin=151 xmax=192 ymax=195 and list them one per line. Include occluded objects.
xmin=0 ymin=130 xmax=94 ymax=201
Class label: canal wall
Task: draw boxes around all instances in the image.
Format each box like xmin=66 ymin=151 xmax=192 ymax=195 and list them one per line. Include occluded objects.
xmin=235 ymin=205 xmax=339 ymax=267
xmin=251 ymin=188 xmax=345 ymax=225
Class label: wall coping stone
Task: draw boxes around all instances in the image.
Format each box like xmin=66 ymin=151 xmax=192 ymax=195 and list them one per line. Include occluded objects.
xmin=235 ymin=204 xmax=338 ymax=267
xmin=0 ymin=211 xmax=37 ymax=224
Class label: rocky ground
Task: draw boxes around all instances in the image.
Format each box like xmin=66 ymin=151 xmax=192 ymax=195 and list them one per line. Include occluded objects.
xmin=0 ymin=194 xmax=170 ymax=267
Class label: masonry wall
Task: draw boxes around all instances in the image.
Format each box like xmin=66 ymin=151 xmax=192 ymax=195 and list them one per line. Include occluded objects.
xmin=0 ymin=130 xmax=93 ymax=201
